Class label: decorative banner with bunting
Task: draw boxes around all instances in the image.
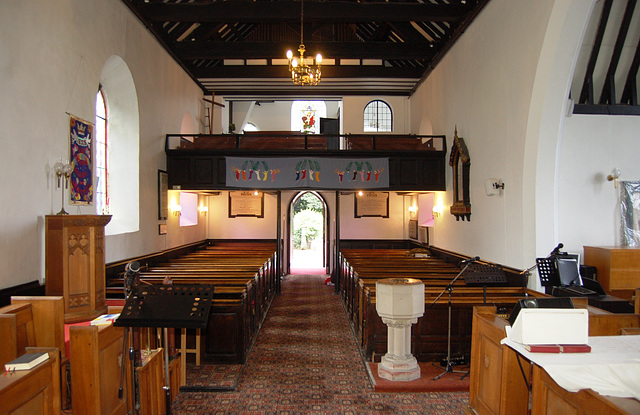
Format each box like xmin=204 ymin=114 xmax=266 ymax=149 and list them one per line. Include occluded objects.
xmin=226 ymin=157 xmax=389 ymax=189
xmin=69 ymin=115 xmax=93 ymax=204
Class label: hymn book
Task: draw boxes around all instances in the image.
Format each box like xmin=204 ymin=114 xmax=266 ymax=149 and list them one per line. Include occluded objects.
xmin=4 ymin=352 xmax=49 ymax=371
xmin=90 ymin=313 xmax=120 ymax=326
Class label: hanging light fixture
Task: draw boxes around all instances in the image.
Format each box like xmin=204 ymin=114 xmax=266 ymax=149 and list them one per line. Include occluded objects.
xmin=286 ymin=0 xmax=322 ymax=86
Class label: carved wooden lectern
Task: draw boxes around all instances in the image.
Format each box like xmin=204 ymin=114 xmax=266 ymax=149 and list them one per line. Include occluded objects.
xmin=45 ymin=214 xmax=111 ymax=322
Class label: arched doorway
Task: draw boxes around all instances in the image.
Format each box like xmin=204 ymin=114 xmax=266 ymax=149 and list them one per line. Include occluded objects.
xmin=289 ymin=191 xmax=328 ymax=274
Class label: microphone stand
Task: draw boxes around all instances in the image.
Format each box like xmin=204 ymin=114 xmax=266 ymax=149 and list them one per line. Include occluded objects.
xmin=430 ymin=259 xmax=475 ymax=380
xmin=519 ymin=263 xmax=538 ymax=296
xmin=120 ymin=266 xmax=141 ymax=415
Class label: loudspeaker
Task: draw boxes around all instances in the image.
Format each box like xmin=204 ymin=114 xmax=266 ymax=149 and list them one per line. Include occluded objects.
xmin=508 ymin=297 xmax=574 ymax=326
xmin=580 ymin=265 xmax=597 ymax=280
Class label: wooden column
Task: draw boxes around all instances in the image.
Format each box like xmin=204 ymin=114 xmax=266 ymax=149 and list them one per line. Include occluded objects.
xmin=45 ymin=215 xmax=111 ymax=322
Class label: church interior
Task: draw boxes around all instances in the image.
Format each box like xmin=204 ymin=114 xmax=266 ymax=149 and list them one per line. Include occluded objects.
xmin=1 ymin=0 xmax=640 ymax=414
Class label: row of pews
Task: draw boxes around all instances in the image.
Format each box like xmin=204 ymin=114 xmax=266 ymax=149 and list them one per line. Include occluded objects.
xmin=338 ymin=248 xmax=545 ymax=362
xmin=0 ymin=241 xmax=277 ymax=414
xmin=106 ymin=241 xmax=278 ymax=364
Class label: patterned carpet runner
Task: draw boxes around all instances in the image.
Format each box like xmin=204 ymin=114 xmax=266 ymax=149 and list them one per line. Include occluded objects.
xmin=171 ymin=273 xmax=469 ymax=414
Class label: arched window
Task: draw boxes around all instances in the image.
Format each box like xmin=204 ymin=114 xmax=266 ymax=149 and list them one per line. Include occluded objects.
xmin=363 ymin=100 xmax=392 ymax=132
xmin=95 ymin=88 xmax=108 ymax=214
xmin=99 ymin=55 xmax=140 ymax=235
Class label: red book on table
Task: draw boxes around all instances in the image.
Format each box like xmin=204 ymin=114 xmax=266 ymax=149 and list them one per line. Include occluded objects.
xmin=524 ymin=344 xmax=591 ymax=353
xmin=525 ymin=344 xmax=561 ymax=353
xmin=559 ymin=344 xmax=591 ymax=353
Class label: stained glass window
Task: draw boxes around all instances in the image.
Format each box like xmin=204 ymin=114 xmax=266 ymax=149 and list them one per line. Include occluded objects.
xmin=291 ymin=101 xmax=327 ymax=134
xmin=95 ymin=88 xmax=109 ymax=214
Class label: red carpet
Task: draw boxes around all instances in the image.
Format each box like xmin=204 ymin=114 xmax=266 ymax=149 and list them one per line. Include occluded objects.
xmin=369 ymin=362 xmax=470 ymax=393
xmin=171 ymin=274 xmax=469 ymax=414
xmin=181 ymin=362 xmax=244 ymax=392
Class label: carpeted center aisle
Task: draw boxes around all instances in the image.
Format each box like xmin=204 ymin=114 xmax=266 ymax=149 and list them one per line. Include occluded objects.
xmin=171 ymin=274 xmax=469 ymax=414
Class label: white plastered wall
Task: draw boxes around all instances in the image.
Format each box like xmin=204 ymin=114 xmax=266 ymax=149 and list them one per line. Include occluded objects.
xmin=409 ymin=0 xmax=602 ymax=280
xmin=0 ymin=0 xmax=204 ymax=289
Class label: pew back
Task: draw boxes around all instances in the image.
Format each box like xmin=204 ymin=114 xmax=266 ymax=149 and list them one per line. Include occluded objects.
xmin=11 ymin=296 xmax=65 ymax=359
xmin=70 ymin=324 xmax=129 ymax=415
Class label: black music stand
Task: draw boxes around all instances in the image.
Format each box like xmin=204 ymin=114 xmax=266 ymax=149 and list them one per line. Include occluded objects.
xmin=114 ymin=284 xmax=214 ymax=415
xmin=536 ymin=257 xmax=560 ymax=294
xmin=463 ymin=263 xmax=508 ymax=305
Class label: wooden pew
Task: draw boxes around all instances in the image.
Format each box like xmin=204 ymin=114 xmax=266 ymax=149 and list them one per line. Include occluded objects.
xmin=69 ymin=323 xmax=181 ymax=415
xmin=338 ymin=248 xmax=539 ymax=362
xmin=69 ymin=324 xmax=129 ymax=415
xmin=0 ymin=298 xmax=65 ymax=366
xmin=0 ymin=347 xmax=61 ymax=415
xmin=0 ymin=296 xmax=68 ymax=410
xmin=10 ymin=296 xmax=66 ymax=360
xmin=105 ymin=242 xmax=278 ymax=365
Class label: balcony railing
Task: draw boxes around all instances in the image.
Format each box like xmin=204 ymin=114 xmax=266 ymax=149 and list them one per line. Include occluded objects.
xmin=166 ymin=133 xmax=445 ymax=153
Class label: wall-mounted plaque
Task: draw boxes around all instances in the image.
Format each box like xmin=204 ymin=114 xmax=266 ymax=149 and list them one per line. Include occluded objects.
xmin=355 ymin=191 xmax=389 ymax=218
xmin=229 ymin=191 xmax=264 ymax=218
xmin=409 ymin=219 xmax=418 ymax=239
xmin=158 ymin=170 xmax=168 ymax=220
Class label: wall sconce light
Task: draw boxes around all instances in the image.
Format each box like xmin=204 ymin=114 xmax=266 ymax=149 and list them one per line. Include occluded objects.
xmin=607 ymin=167 xmax=621 ymax=188
xmin=170 ymin=202 xmax=182 ymax=216
xmin=358 ymin=191 xmax=364 ymax=197
xmin=53 ymin=160 xmax=73 ymax=215
xmin=432 ymin=204 xmax=443 ymax=217
xmin=199 ymin=205 xmax=208 ymax=215
xmin=484 ymin=178 xmax=505 ymax=196
xmin=408 ymin=206 xmax=417 ymax=214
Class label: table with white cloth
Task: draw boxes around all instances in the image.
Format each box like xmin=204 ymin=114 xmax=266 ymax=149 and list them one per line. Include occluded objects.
xmin=501 ymin=335 xmax=640 ymax=414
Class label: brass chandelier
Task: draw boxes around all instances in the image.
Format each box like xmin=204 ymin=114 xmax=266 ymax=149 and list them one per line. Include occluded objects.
xmin=286 ymin=0 xmax=322 ymax=86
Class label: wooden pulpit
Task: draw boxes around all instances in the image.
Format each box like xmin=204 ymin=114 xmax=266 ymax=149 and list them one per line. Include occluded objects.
xmin=45 ymin=215 xmax=111 ymax=322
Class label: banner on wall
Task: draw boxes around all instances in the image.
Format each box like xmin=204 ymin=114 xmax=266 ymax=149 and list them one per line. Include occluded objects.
xmin=225 ymin=156 xmax=389 ymax=189
xmin=69 ymin=115 xmax=93 ymax=204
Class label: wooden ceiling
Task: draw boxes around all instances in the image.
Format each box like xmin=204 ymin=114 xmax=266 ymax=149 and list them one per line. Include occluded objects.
xmin=121 ymin=0 xmax=491 ymax=97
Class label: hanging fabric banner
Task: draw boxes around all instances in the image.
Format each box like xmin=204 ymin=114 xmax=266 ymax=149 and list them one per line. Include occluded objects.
xmin=225 ymin=156 xmax=389 ymax=189
xmin=69 ymin=114 xmax=93 ymax=204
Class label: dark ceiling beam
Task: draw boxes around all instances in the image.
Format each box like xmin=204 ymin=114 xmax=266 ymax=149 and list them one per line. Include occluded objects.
xmin=410 ymin=0 xmax=491 ymax=95
xmin=620 ymin=33 xmax=640 ymax=105
xmin=579 ymin=0 xmax=613 ymax=105
xmin=388 ymin=22 xmax=432 ymax=43
xmin=197 ymin=87 xmax=413 ymax=97
xmin=599 ymin=0 xmax=636 ymax=105
xmin=136 ymin=2 xmax=469 ymax=24
xmin=174 ymin=41 xmax=436 ymax=60
xmin=191 ymin=65 xmax=425 ymax=79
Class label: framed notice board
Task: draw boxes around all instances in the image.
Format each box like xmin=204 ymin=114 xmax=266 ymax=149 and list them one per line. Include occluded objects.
xmin=355 ymin=192 xmax=389 ymax=218
xmin=229 ymin=191 xmax=264 ymax=218
xmin=158 ymin=170 xmax=168 ymax=220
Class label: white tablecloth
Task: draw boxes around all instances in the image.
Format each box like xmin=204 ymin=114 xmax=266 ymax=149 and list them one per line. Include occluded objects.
xmin=501 ymin=335 xmax=640 ymax=400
